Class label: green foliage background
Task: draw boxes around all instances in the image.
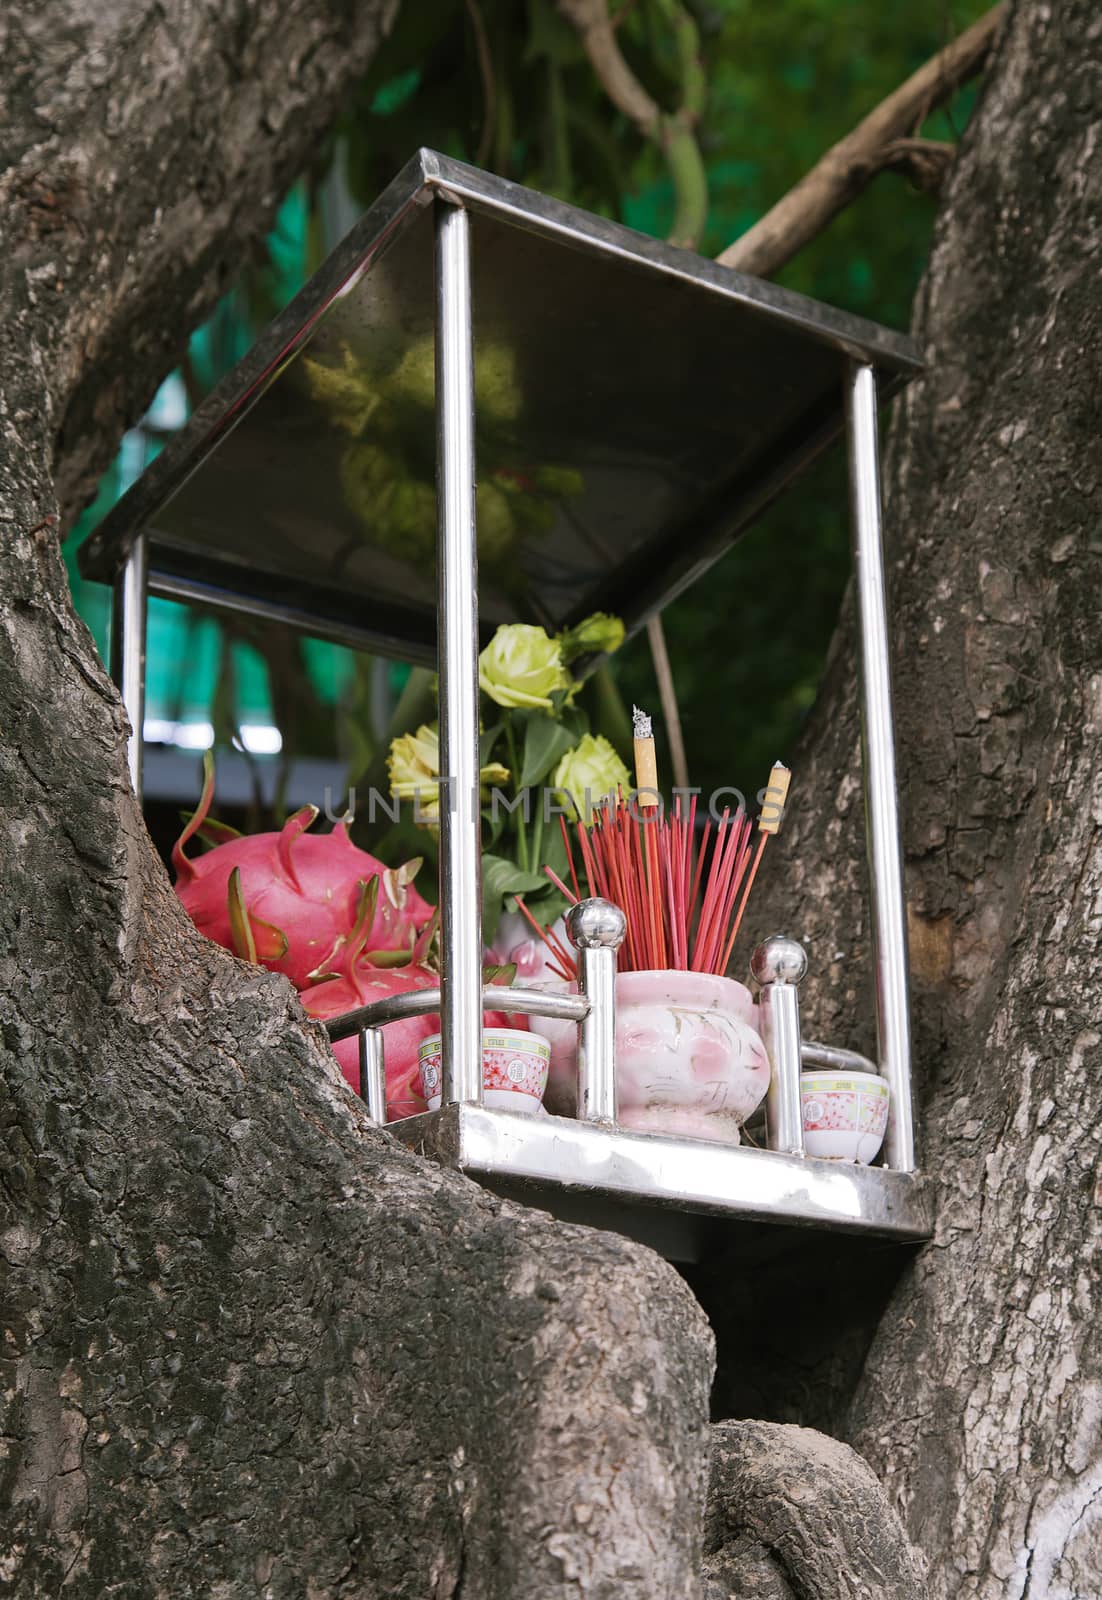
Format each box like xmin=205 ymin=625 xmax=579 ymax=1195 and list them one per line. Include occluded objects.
xmin=65 ymin=0 xmax=990 ymax=812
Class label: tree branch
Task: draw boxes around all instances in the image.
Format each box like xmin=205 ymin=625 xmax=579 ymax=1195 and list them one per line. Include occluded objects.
xmin=882 ymin=136 xmax=957 ymax=193
xmin=716 ymin=2 xmax=1007 ymax=276
xmin=647 ymin=613 xmax=690 ymax=791
xmin=704 ymin=1421 xmax=927 ymax=1597
xmin=464 ymin=0 xmax=497 ymax=171
xmin=560 ymin=0 xmax=706 ymax=783
xmin=558 ymin=0 xmax=708 ymax=248
xmin=559 ymin=0 xmax=663 ymax=137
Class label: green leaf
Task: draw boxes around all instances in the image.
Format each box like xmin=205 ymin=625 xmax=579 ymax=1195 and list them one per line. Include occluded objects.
xmin=481 ymin=853 xmax=551 ymax=944
xmin=524 ymin=0 xmax=584 ymax=67
xmin=558 ymin=704 xmax=591 ymax=741
xmin=519 ymin=716 xmax=575 ymax=790
xmin=532 ymin=885 xmax=571 ymax=934
xmin=479 ymin=722 xmax=503 ymax=767
xmin=482 ymin=805 xmax=506 ymax=850
xmin=483 ymin=962 xmax=518 ymax=987
xmin=539 ymin=819 xmax=571 ymax=886
xmin=586 ymin=663 xmax=633 ymax=760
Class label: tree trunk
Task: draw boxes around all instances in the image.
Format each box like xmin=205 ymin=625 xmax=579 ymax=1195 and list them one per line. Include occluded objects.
xmin=0 ymin=5 xmax=716 ymax=1595
xmin=4 ymin=0 xmax=1097 ymax=1593
xmin=702 ymin=1422 xmax=927 ymax=1598
xmin=706 ymin=0 xmax=1101 ymax=1592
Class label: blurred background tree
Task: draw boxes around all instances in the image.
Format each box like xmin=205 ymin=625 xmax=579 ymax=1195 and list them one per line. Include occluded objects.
xmin=63 ymin=0 xmax=990 ymax=837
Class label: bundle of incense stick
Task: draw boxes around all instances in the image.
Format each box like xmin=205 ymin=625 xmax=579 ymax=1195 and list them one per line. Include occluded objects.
xmin=512 ymin=710 xmax=792 ymax=980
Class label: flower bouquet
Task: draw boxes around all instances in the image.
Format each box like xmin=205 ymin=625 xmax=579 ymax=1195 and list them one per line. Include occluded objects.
xmin=387 ymin=612 xmax=632 ymax=946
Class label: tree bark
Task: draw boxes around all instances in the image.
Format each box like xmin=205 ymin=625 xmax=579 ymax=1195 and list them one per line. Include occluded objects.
xmin=0 ymin=4 xmax=717 ymax=1595
xmin=702 ymin=1422 xmax=927 ymax=1598
xmin=715 ymin=0 xmax=1101 ymax=1592
xmin=5 ymin=0 xmax=1097 ymax=1593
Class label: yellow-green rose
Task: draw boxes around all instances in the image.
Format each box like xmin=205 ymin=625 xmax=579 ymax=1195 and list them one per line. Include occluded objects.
xmin=389 ymin=724 xmax=510 ymax=828
xmin=388 ymin=724 xmax=442 ymax=823
xmin=551 ymin=734 xmax=631 ymax=823
xmin=558 ymin=612 xmax=625 ymax=664
xmin=478 ymin=624 xmax=569 ymax=711
xmin=478 ymin=761 xmax=511 ymax=801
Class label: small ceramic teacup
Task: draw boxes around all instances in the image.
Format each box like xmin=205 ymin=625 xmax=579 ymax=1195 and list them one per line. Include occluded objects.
xmin=800 ymin=1070 xmax=890 ymax=1164
xmin=418 ymin=1029 xmax=550 ymax=1115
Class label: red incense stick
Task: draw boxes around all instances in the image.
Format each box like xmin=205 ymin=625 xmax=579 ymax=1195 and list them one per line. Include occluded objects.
xmin=529 ymin=719 xmax=791 ymax=978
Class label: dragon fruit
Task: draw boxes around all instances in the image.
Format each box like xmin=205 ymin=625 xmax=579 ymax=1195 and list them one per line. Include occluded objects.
xmin=173 ymin=758 xmax=527 ymax=1118
xmin=172 ymin=756 xmax=432 ymax=987
xmin=303 ymin=957 xmax=524 ymax=1121
xmin=302 ymin=962 xmax=442 ymax=1119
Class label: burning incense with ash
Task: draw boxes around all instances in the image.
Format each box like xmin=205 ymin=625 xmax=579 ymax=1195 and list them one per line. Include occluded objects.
xmin=632 ymin=704 xmax=659 ymax=809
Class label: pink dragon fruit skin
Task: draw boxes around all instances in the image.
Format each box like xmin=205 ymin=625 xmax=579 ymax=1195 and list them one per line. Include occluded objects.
xmin=302 ymin=963 xmax=441 ymax=1119
xmin=172 ymin=761 xmax=432 ymax=988
xmin=173 ymin=759 xmax=528 ymax=1115
xmin=303 ymin=964 xmax=526 ymax=1121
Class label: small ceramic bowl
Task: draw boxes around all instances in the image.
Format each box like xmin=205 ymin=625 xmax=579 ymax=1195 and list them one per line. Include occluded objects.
xmin=418 ymin=1028 xmax=550 ymax=1114
xmin=800 ymin=1070 xmax=890 ymax=1164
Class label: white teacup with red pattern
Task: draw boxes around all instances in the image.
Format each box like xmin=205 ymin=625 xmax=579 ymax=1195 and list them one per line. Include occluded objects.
xmin=418 ymin=1029 xmax=550 ymax=1114
xmin=800 ymin=1070 xmax=890 ymax=1163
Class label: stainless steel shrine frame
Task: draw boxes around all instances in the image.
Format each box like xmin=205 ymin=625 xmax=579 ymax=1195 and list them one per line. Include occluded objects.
xmin=96 ymin=152 xmax=929 ymax=1246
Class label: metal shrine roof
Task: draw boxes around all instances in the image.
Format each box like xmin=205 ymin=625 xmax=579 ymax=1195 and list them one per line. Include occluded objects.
xmin=81 ymin=149 xmax=922 ymax=664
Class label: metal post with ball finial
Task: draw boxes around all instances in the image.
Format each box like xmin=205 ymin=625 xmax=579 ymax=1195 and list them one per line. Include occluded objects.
xmin=567 ymin=897 xmax=627 ymax=1123
xmin=752 ymin=935 xmax=809 ymax=1156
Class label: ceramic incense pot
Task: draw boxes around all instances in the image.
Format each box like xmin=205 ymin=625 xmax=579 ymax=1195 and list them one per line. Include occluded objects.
xmin=800 ymin=1070 xmax=890 ymax=1163
xmin=532 ymin=969 xmax=770 ymax=1145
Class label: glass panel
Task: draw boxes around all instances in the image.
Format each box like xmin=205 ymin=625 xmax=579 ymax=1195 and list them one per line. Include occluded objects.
xmin=147 ymin=202 xmax=441 ymax=652
xmin=465 ymin=206 xmax=843 ymax=630
xmin=91 ymin=165 xmax=903 ymax=660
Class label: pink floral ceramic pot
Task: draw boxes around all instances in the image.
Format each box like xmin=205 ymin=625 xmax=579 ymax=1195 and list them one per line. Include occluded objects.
xmin=530 ymin=970 xmax=770 ymax=1145
xmin=800 ymin=1070 xmax=890 ymax=1163
xmin=418 ymin=1029 xmax=549 ymax=1115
